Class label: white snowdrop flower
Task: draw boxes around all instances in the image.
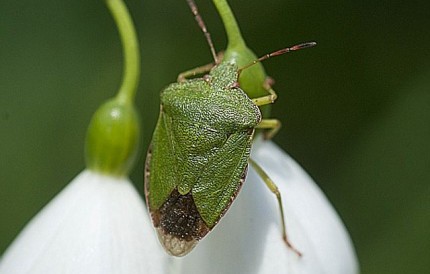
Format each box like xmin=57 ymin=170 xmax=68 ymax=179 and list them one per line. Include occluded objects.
xmin=0 ymin=0 xmax=175 ymax=273
xmin=0 ymin=170 xmax=172 ymax=274
xmin=177 ymin=140 xmax=359 ymax=274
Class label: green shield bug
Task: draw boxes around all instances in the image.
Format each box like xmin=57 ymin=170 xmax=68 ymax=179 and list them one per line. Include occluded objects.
xmin=144 ymin=0 xmax=316 ymax=257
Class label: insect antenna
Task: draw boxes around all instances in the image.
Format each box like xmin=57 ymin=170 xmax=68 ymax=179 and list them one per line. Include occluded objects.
xmin=186 ymin=0 xmax=219 ymax=64
xmin=238 ymin=41 xmax=317 ymax=73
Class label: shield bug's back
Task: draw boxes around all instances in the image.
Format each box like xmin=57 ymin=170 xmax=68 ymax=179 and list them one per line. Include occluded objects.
xmin=145 ymin=61 xmax=261 ymax=256
xmin=145 ymin=0 xmax=315 ymax=257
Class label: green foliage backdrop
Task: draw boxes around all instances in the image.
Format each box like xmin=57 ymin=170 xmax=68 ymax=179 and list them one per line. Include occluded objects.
xmin=1 ymin=1 xmax=429 ymax=273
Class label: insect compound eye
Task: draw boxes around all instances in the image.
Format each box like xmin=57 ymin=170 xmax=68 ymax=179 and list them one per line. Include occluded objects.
xmin=247 ymin=128 xmax=254 ymax=135
xmin=227 ymin=81 xmax=240 ymax=90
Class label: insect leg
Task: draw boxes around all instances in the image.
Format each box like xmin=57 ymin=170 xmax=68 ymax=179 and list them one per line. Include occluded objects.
xmin=248 ymin=158 xmax=302 ymax=257
xmin=251 ymin=90 xmax=277 ymax=106
xmin=256 ymin=119 xmax=281 ymax=140
xmin=177 ymin=62 xmax=215 ymax=82
xmin=252 ymin=77 xmax=279 ymax=106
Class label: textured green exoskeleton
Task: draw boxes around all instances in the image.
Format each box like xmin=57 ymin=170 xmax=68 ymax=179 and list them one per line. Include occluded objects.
xmin=145 ymin=61 xmax=261 ymax=256
xmin=145 ymin=0 xmax=315 ymax=257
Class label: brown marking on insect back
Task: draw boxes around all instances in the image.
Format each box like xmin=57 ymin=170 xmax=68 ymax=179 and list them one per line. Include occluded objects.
xmin=149 ymin=189 xmax=211 ymax=256
xmin=145 ymin=142 xmax=208 ymax=240
xmin=154 ymin=189 xmax=210 ymax=242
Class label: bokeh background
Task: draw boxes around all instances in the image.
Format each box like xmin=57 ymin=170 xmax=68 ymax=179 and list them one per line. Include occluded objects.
xmin=1 ymin=0 xmax=429 ymax=273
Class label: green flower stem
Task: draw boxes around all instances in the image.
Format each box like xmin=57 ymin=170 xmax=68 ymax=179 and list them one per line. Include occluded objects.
xmin=105 ymin=0 xmax=140 ymax=104
xmin=85 ymin=0 xmax=141 ymax=177
xmin=212 ymin=0 xmax=246 ymax=49
xmin=212 ymin=0 xmax=269 ymax=112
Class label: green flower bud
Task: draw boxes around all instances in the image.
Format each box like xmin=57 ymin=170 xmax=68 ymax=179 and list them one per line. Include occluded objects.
xmin=85 ymin=98 xmax=140 ymax=177
xmin=223 ymin=46 xmax=267 ymax=99
xmin=83 ymin=0 xmax=142 ymax=177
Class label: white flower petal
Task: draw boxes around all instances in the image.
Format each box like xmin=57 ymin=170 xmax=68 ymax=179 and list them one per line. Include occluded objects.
xmin=178 ymin=141 xmax=359 ymax=274
xmin=0 ymin=170 xmax=172 ymax=274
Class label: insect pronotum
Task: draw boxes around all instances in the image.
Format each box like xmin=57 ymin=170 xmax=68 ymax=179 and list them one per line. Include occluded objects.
xmin=144 ymin=0 xmax=316 ymax=257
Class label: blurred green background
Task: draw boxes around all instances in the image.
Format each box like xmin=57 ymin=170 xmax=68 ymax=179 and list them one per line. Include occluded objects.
xmin=1 ymin=0 xmax=429 ymax=273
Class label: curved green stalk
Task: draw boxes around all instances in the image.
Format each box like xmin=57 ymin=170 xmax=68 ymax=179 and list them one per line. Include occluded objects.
xmin=212 ymin=0 xmax=246 ymax=49
xmin=85 ymin=0 xmax=141 ymax=177
xmin=212 ymin=0 xmax=268 ymax=110
xmin=105 ymin=0 xmax=140 ymax=103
